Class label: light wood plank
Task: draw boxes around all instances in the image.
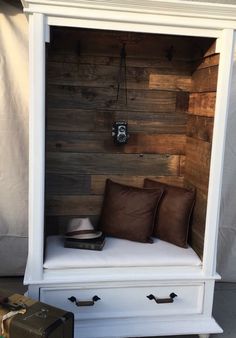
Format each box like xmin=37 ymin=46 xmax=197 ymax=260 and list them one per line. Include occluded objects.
xmin=149 ymin=74 xmax=192 ymax=91
xmin=188 ymin=92 xmax=216 ymax=117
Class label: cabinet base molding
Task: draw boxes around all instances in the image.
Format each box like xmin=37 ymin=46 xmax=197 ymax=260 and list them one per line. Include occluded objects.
xmin=73 ymin=316 xmax=221 ymax=338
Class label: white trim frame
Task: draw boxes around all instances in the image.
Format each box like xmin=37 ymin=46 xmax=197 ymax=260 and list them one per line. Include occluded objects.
xmin=28 ymin=12 xmax=47 ymax=281
xmin=203 ymin=29 xmax=236 ymax=276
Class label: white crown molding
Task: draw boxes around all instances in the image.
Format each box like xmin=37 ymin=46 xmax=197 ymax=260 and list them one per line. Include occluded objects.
xmin=21 ymin=0 xmax=236 ymax=21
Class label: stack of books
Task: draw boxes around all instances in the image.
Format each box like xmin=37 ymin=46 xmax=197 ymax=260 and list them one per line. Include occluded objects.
xmin=64 ymin=234 xmax=105 ymax=251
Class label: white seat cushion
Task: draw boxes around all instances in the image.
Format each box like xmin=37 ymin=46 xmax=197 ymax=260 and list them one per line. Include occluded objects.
xmin=43 ymin=235 xmax=201 ymax=269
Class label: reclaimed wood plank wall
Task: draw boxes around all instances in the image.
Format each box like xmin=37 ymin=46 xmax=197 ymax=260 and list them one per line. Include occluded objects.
xmin=45 ymin=27 xmax=216 ymax=248
xmin=185 ymin=43 xmax=219 ymax=258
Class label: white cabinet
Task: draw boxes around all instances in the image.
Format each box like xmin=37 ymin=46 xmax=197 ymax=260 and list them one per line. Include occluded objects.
xmin=22 ymin=0 xmax=236 ymax=337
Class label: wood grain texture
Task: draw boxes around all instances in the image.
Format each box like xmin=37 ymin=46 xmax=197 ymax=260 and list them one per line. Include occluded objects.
xmin=47 ymin=109 xmax=187 ymax=133
xmin=46 ymin=173 xmax=91 ymax=195
xmin=45 ymin=27 xmax=218 ymax=255
xmin=46 ymin=153 xmax=181 ymax=176
xmin=91 ymin=175 xmax=184 ymax=194
xmin=188 ymin=227 xmax=204 ymax=259
xmin=49 ymin=27 xmax=214 ymax=61
xmin=184 ymin=137 xmax=211 ymax=194
xmin=47 ymin=84 xmax=178 ymax=112
xmin=46 ymin=132 xmax=186 ymax=154
xmin=195 ymin=54 xmax=219 ymax=70
xmin=48 ymin=56 xmax=193 ymax=72
xmin=188 ymin=92 xmax=216 ymax=117
xmin=185 ymin=45 xmax=218 ymax=257
xmin=149 ymin=74 xmax=192 ymax=91
xmin=45 ymin=215 xmax=101 ymax=235
xmin=46 ymin=195 xmax=103 ymax=216
xmin=186 ymin=115 xmax=213 ymax=143
xmin=191 ymin=65 xmax=218 ymax=92
xmin=47 ymin=63 xmax=192 ymax=90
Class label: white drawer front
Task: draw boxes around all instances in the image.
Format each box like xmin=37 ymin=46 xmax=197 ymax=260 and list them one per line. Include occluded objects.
xmin=40 ymin=283 xmax=204 ymax=320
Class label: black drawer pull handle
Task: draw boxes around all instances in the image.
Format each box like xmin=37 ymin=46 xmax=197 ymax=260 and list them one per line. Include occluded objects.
xmin=68 ymin=295 xmax=100 ymax=307
xmin=147 ymin=293 xmax=177 ymax=304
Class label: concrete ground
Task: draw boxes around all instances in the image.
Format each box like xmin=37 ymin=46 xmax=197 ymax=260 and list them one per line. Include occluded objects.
xmin=0 ymin=277 xmax=235 ymax=338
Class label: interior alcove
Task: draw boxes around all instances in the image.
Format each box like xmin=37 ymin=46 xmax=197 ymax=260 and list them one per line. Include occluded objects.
xmin=44 ymin=26 xmax=219 ymax=259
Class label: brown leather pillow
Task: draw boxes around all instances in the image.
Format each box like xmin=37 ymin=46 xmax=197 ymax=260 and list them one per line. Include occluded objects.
xmin=143 ymin=179 xmax=195 ymax=248
xmin=99 ymin=179 xmax=164 ymax=243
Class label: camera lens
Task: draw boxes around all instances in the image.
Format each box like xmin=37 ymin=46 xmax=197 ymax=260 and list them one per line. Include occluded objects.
xmin=119 ymin=126 xmax=126 ymax=133
xmin=117 ymin=134 xmax=126 ymax=142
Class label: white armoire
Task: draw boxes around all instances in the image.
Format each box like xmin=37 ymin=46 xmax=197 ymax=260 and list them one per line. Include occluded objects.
xmin=21 ymin=0 xmax=236 ymax=337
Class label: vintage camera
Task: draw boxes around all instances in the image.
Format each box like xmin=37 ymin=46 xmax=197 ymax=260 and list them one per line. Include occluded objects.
xmin=112 ymin=121 xmax=129 ymax=145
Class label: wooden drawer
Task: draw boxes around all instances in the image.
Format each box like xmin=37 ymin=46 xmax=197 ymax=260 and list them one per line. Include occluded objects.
xmin=40 ymin=283 xmax=204 ymax=320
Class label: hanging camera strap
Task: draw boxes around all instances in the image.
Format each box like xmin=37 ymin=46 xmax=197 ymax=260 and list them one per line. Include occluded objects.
xmin=116 ymin=43 xmax=128 ymax=105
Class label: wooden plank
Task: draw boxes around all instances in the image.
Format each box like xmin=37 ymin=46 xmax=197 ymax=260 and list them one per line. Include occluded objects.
xmin=48 ymin=56 xmax=193 ymax=73
xmin=179 ymin=155 xmax=186 ymax=176
xmin=194 ymin=54 xmax=219 ymax=70
xmin=46 ymin=195 xmax=103 ymax=216
xmin=191 ymin=65 xmax=218 ymax=92
xmin=46 ymin=173 xmax=91 ymax=195
xmin=46 ymin=132 xmax=186 ymax=154
xmin=46 ymin=109 xmax=108 ymax=132
xmin=47 ymin=85 xmax=177 ymax=112
xmin=188 ymin=92 xmax=216 ymax=117
xmin=46 ymin=153 xmax=181 ymax=176
xmin=46 ymin=109 xmax=187 ymax=134
xmin=91 ymin=175 xmax=184 ymax=194
xmin=184 ymin=137 xmax=211 ymax=194
xmin=188 ymin=227 xmax=204 ymax=259
xmin=191 ymin=189 xmax=208 ymax=234
xmin=45 ymin=215 xmax=100 ymax=235
xmin=47 ymin=63 xmax=192 ymax=90
xmin=149 ymin=74 xmax=192 ymax=91
xmin=203 ymin=40 xmax=216 ymax=57
xmin=186 ymin=115 xmax=214 ymax=143
xmin=185 ymin=180 xmax=208 ymax=233
xmin=49 ymin=27 xmax=205 ymax=60
xmin=175 ymin=92 xmax=189 ymax=113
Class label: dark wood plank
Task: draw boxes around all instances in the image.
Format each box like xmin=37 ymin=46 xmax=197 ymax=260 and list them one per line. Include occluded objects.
xmin=48 ymin=56 xmax=193 ymax=73
xmin=188 ymin=227 xmax=204 ymax=259
xmin=46 ymin=153 xmax=181 ymax=176
xmin=47 ymin=85 xmax=178 ymax=112
xmin=45 ymin=215 xmax=100 ymax=235
xmin=188 ymin=92 xmax=216 ymax=117
xmin=91 ymin=175 xmax=184 ymax=194
xmin=186 ymin=115 xmax=213 ymax=143
xmin=191 ymin=189 xmax=208 ymax=234
xmin=184 ymin=137 xmax=211 ymax=194
xmin=47 ymin=63 xmax=192 ymax=90
xmin=191 ymin=65 xmax=218 ymax=92
xmin=49 ymin=27 xmax=210 ymax=60
xmin=47 ymin=109 xmax=187 ymax=134
xmin=175 ymin=92 xmax=189 ymax=113
xmin=194 ymin=54 xmax=219 ymax=70
xmin=46 ymin=174 xmax=91 ymax=195
xmin=46 ymin=195 xmax=103 ymax=216
xmin=46 ymin=132 xmax=186 ymax=154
